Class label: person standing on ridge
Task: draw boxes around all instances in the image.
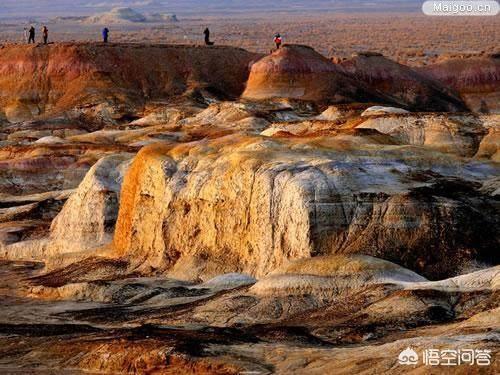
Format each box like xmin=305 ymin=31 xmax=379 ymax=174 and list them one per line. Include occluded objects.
xmin=28 ymin=26 xmax=35 ymax=44
xmin=204 ymin=27 xmax=214 ymax=46
xmin=102 ymin=27 xmax=109 ymax=43
xmin=274 ymin=33 xmax=282 ymax=50
xmin=42 ymin=26 xmax=48 ymax=44
xmin=23 ymin=27 xmax=28 ymax=43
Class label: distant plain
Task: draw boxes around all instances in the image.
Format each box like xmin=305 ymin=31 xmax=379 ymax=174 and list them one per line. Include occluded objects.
xmin=1 ymin=11 xmax=498 ymax=66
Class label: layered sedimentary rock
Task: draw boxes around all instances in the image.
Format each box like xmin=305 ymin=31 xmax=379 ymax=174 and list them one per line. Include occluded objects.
xmin=0 ymin=42 xmax=498 ymax=374
xmin=1 ymin=255 xmax=497 ymax=374
xmin=112 ymin=131 xmax=498 ymax=280
xmin=357 ymin=113 xmax=489 ymax=157
xmin=418 ymin=55 xmax=500 ymax=113
xmin=1 ymin=154 xmax=132 ymax=265
xmin=0 ymin=43 xmax=260 ymax=122
xmin=49 ymin=153 xmax=133 ymax=251
xmin=476 ymin=115 xmax=500 ymax=161
xmin=339 ymin=52 xmax=467 ymax=112
xmin=242 ymin=45 xmax=389 ymax=104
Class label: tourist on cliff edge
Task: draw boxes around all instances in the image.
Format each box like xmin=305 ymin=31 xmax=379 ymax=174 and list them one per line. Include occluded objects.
xmin=204 ymin=27 xmax=214 ymax=45
xmin=102 ymin=27 xmax=109 ymax=43
xmin=42 ymin=26 xmax=48 ymax=44
xmin=274 ymin=33 xmax=282 ymax=50
xmin=28 ymin=26 xmax=35 ymax=44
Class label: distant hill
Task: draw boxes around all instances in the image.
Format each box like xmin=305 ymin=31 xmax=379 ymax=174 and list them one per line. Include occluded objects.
xmin=85 ymin=8 xmax=147 ymax=24
xmin=83 ymin=8 xmax=178 ymax=24
xmin=148 ymin=13 xmax=179 ymax=23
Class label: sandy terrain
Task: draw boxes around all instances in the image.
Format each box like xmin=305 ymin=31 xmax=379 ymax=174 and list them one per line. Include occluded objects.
xmin=0 ymin=12 xmax=499 ymax=66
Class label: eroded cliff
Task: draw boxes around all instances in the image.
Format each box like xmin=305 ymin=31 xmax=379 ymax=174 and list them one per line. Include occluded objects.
xmin=0 ymin=43 xmax=498 ymax=374
xmin=0 ymin=43 xmax=260 ymax=122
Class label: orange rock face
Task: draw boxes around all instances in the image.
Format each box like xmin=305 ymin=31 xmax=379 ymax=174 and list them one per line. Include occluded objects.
xmin=0 ymin=43 xmax=261 ymax=122
xmin=242 ymin=45 xmax=389 ymax=103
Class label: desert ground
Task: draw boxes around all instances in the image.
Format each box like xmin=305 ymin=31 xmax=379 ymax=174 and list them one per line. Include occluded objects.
xmin=0 ymin=5 xmax=498 ymax=374
xmin=0 ymin=12 xmax=499 ymax=65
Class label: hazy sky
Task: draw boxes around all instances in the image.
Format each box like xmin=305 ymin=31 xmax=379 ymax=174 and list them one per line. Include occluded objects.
xmin=0 ymin=0 xmax=421 ymax=18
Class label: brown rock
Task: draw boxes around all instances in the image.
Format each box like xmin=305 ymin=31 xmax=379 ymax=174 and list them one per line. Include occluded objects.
xmin=243 ymin=45 xmax=389 ymax=104
xmin=339 ymin=53 xmax=467 ymax=112
xmin=0 ymin=43 xmax=261 ymax=122
xmin=418 ymin=56 xmax=500 ymax=113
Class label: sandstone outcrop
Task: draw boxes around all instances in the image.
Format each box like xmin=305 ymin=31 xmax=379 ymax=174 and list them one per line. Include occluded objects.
xmin=476 ymin=115 xmax=500 ymax=161
xmin=0 ymin=42 xmax=498 ymax=374
xmin=0 ymin=43 xmax=260 ymax=122
xmin=339 ymin=53 xmax=467 ymax=112
xmin=1 ymin=154 xmax=132 ymax=266
xmin=357 ymin=113 xmax=489 ymax=157
xmin=242 ymin=45 xmax=390 ymax=104
xmin=361 ymin=105 xmax=409 ymax=117
xmin=418 ymin=56 xmax=500 ymax=113
xmin=1 ymin=255 xmax=496 ymax=374
xmin=250 ymin=255 xmax=427 ymax=297
xmin=112 ymin=132 xmax=498 ymax=280
xmin=49 ymin=153 xmax=133 ymax=252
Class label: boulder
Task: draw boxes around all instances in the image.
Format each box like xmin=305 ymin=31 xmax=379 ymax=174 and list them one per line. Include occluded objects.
xmin=361 ymin=106 xmax=409 ymax=117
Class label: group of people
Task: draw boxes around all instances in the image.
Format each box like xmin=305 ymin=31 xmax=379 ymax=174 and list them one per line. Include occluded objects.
xmin=24 ymin=25 xmax=49 ymax=44
xmin=22 ymin=26 xmax=107 ymax=44
xmin=21 ymin=25 xmax=284 ymax=50
xmin=23 ymin=25 xmax=108 ymax=44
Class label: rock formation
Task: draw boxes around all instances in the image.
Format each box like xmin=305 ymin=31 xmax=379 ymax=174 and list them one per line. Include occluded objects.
xmin=84 ymin=7 xmax=148 ymax=24
xmin=242 ymin=45 xmax=390 ymax=104
xmin=0 ymin=42 xmax=498 ymax=374
xmin=418 ymin=55 xmax=500 ymax=113
xmin=49 ymin=153 xmax=133 ymax=252
xmin=84 ymin=8 xmax=179 ymax=24
xmin=339 ymin=52 xmax=467 ymax=112
xmin=0 ymin=43 xmax=260 ymax=122
xmin=110 ymin=130 xmax=498 ymax=280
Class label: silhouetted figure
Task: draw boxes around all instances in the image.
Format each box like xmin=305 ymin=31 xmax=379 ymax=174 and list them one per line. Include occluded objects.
xmin=274 ymin=33 xmax=282 ymax=50
xmin=102 ymin=27 xmax=109 ymax=43
xmin=42 ymin=26 xmax=48 ymax=44
xmin=28 ymin=26 xmax=35 ymax=44
xmin=204 ymin=28 xmax=214 ymax=46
